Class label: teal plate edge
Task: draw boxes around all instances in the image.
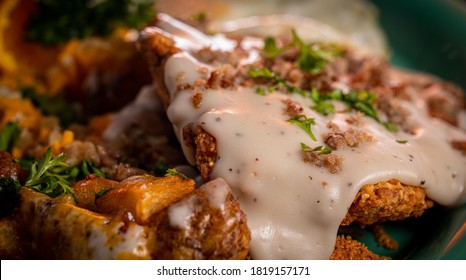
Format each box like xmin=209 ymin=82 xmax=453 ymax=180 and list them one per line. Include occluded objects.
xmin=361 ymin=0 xmax=466 ymax=260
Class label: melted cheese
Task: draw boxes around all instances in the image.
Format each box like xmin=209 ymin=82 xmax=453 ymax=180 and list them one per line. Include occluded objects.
xmin=153 ymin=14 xmax=466 ymax=260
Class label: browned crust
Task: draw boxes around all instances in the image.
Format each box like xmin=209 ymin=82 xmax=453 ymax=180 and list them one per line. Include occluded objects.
xmin=152 ymin=181 xmax=250 ymax=260
xmin=330 ymin=235 xmax=389 ymax=260
xmin=341 ymin=179 xmax=434 ymax=226
xmin=137 ymin=29 xmax=180 ymax=110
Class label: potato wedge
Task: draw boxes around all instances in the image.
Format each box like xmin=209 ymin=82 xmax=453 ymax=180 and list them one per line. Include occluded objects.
xmin=96 ymin=174 xmax=195 ymax=224
xmin=19 ymin=188 xmax=155 ymax=259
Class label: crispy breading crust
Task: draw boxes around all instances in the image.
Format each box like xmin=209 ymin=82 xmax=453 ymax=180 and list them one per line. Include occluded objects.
xmin=330 ymin=235 xmax=389 ymax=260
xmin=341 ymin=179 xmax=434 ymax=226
xmin=152 ymin=179 xmax=250 ymax=260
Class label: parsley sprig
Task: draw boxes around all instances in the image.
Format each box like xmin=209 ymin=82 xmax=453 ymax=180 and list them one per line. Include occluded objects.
xmin=25 ymin=148 xmax=72 ymax=197
xmin=263 ymin=30 xmax=342 ymax=74
xmin=23 ymin=147 xmax=106 ymax=197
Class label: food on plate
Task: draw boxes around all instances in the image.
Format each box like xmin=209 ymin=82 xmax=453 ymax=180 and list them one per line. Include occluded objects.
xmin=138 ymin=13 xmax=466 ymax=259
xmin=0 ymin=144 xmax=249 ymax=259
xmin=0 ymin=1 xmax=465 ymax=259
xmin=18 ymin=174 xmax=248 ymax=259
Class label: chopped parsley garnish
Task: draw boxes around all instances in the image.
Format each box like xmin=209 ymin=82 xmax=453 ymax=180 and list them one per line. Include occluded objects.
xmin=263 ymin=30 xmax=342 ymax=74
xmin=288 ymin=115 xmax=317 ymax=141
xmin=0 ymin=122 xmax=21 ymax=153
xmin=301 ymin=142 xmax=332 ymax=155
xmin=310 ymin=88 xmax=398 ymax=132
xmin=251 ymin=39 xmax=396 ymax=133
xmin=247 ymin=66 xmax=308 ymax=96
xmin=396 ymin=139 xmax=408 ymax=144
xmin=165 ymin=168 xmax=189 ymax=180
xmin=248 ymin=66 xmax=397 ymax=132
xmin=263 ymin=37 xmax=282 ymax=58
xmin=26 ymin=0 xmax=155 ymax=46
xmin=248 ymin=66 xmax=276 ymax=79
xmin=311 ymin=101 xmax=335 ymax=116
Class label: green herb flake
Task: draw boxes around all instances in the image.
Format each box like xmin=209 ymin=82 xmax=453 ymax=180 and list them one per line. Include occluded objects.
xmin=67 ymin=159 xmax=107 ymax=181
xmin=309 ymin=88 xmax=398 ymax=132
xmin=255 ymin=87 xmax=267 ymax=96
xmin=300 ymin=142 xmax=332 ymax=155
xmin=263 ymin=37 xmax=281 ymax=58
xmin=247 ymin=66 xmax=276 ymax=79
xmin=165 ymin=168 xmax=189 ymax=180
xmin=311 ymin=102 xmax=335 ymax=116
xmin=384 ymin=122 xmax=399 ymax=132
xmin=291 ymin=30 xmax=339 ymax=74
xmin=288 ymin=115 xmax=317 ymax=141
xmin=95 ymin=187 xmax=113 ymax=200
xmin=396 ymin=139 xmax=408 ymax=144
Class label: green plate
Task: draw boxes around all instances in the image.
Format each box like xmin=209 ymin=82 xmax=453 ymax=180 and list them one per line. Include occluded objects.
xmin=370 ymin=0 xmax=466 ymax=89
xmin=358 ymin=0 xmax=466 ymax=260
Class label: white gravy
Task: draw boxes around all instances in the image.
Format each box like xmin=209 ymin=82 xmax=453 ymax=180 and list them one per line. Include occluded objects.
xmin=154 ymin=16 xmax=466 ymax=260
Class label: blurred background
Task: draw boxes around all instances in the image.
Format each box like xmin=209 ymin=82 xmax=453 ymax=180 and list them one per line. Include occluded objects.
xmin=158 ymin=0 xmax=466 ymax=88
